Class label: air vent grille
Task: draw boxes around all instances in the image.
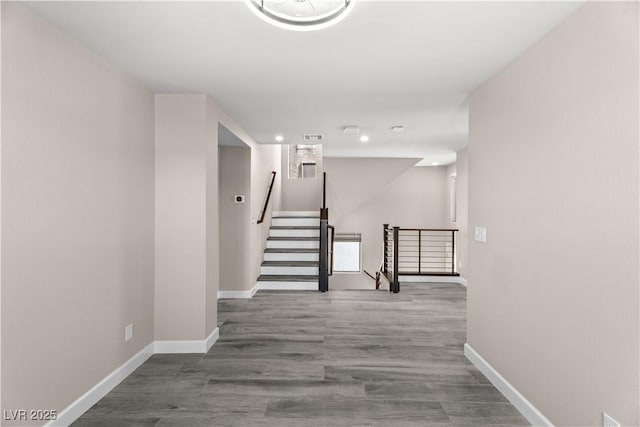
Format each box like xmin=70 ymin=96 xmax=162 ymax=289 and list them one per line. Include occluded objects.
xmin=303 ymin=134 xmax=324 ymax=142
xmin=343 ymin=126 xmax=360 ymax=134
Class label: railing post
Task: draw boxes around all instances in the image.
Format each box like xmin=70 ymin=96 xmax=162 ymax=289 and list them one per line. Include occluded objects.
xmin=329 ymin=226 xmax=335 ymax=276
xmin=393 ymin=226 xmax=400 ymax=293
xmin=319 ymin=209 xmax=329 ymax=292
xmin=383 ymin=224 xmax=389 ymax=274
xmin=451 ymin=230 xmax=456 ymax=275
xmin=322 ymin=172 xmax=327 ymax=210
xmin=418 ymin=229 xmax=422 ymax=274
xmin=319 ymin=169 xmax=329 ymax=292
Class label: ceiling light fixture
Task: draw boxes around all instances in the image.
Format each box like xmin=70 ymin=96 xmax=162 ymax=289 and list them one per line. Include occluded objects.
xmin=431 ymin=162 xmax=440 ymax=166
xmin=360 ymin=135 xmax=369 ymax=143
xmin=275 ymin=135 xmax=284 ymax=142
xmin=247 ymin=0 xmax=355 ymax=32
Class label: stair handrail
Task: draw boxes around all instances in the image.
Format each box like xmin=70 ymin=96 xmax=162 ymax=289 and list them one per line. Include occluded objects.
xmin=257 ymin=171 xmax=277 ymax=225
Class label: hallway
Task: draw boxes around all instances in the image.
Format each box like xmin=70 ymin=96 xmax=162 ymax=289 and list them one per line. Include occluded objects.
xmin=72 ymin=283 xmax=528 ymax=426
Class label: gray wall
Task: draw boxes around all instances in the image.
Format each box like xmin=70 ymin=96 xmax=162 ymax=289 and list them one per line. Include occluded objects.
xmin=155 ymin=96 xmax=282 ymax=338
xmin=281 ymin=145 xmax=322 ymax=211
xmin=2 ymin=3 xmax=155 ymax=424
xmin=1 ymin=1 xmax=4 ymax=415
xmin=468 ymin=2 xmax=639 ymax=425
xmin=248 ymin=144 xmax=282 ymax=288
xmin=219 ymin=146 xmax=251 ymax=292
xmin=155 ymin=94 xmax=212 ymax=341
xmin=450 ymin=150 xmax=469 ymax=278
xmin=1 ymin=2 xmax=282 ymax=420
xmin=323 ymin=158 xmax=449 ymax=289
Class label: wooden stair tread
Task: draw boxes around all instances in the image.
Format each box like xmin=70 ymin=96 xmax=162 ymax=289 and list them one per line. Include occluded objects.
xmin=267 ymin=236 xmax=319 ymax=241
xmin=257 ymin=275 xmax=318 ymax=282
xmin=264 ymin=248 xmax=318 ymax=253
xmin=261 ymin=261 xmax=318 ymax=267
xmin=270 ymin=226 xmax=319 ymax=230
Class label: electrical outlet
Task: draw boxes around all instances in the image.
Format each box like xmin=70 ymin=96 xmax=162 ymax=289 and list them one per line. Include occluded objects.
xmin=125 ymin=324 xmax=133 ymax=342
xmin=474 ymin=226 xmax=487 ymax=242
xmin=603 ymin=412 xmax=621 ymax=427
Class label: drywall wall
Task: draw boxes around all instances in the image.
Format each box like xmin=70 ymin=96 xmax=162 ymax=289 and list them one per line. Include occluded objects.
xmin=281 ymin=145 xmax=322 ymax=211
xmin=467 ymin=2 xmax=639 ymax=425
xmin=155 ymin=95 xmax=209 ymax=341
xmin=203 ymin=111 xmax=281 ymax=298
xmin=1 ymin=3 xmax=155 ymax=425
xmin=248 ymin=144 xmax=282 ymax=287
xmin=204 ymin=97 xmax=220 ymax=337
xmin=156 ymin=95 xmax=282 ymax=338
xmin=323 ymin=158 xmax=449 ymax=290
xmin=219 ymin=146 xmax=252 ymax=292
xmin=446 ymin=163 xmax=457 ymax=224
xmin=452 ymin=150 xmax=469 ymax=278
xmin=1 ymin=2 xmax=4 ymax=417
xmin=324 ymin=157 xmax=422 ymax=225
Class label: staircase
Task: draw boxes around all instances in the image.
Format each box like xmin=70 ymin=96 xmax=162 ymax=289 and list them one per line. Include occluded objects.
xmin=257 ymin=211 xmax=320 ymax=290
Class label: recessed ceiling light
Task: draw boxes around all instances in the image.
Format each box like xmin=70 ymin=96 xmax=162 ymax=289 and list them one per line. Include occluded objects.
xmin=431 ymin=162 xmax=440 ymax=166
xmin=344 ymin=126 xmax=360 ymax=134
xmin=391 ymin=126 xmax=405 ymax=133
xmin=360 ymin=135 xmax=369 ymax=143
xmin=275 ymin=135 xmax=284 ymax=142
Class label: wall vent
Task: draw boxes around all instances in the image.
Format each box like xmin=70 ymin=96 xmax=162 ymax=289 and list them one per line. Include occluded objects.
xmin=303 ymin=134 xmax=324 ymax=142
xmin=343 ymin=126 xmax=360 ymax=134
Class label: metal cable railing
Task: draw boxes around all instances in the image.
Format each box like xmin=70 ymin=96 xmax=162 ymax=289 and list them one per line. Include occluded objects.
xmin=383 ymin=224 xmax=458 ymax=293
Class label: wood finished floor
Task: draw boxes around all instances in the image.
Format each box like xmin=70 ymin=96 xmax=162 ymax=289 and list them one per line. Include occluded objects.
xmin=72 ymin=283 xmax=529 ymax=427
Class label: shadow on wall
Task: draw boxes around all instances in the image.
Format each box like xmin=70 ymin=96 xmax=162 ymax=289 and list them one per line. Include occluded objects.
xmin=322 ymin=158 xmax=452 ymax=289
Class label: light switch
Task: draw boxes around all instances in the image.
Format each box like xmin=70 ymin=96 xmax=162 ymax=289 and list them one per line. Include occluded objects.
xmin=474 ymin=226 xmax=487 ymax=243
xmin=125 ymin=324 xmax=133 ymax=342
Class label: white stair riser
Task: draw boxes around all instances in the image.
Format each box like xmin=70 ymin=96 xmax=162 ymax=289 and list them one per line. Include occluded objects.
xmin=260 ymin=266 xmax=319 ymax=275
xmin=267 ymin=240 xmax=319 ymax=249
xmin=270 ymin=229 xmax=319 ymax=238
xmin=273 ymin=211 xmax=319 ymax=217
xmin=272 ymin=218 xmax=319 ymax=227
xmin=264 ymin=252 xmax=319 ymax=262
xmin=258 ymin=282 xmax=318 ymax=290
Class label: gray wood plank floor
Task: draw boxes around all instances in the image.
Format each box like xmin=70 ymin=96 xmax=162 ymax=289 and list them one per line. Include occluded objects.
xmin=72 ymin=283 xmax=529 ymax=427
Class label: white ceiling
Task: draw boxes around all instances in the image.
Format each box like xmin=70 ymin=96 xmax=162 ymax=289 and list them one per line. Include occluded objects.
xmin=25 ymin=0 xmax=584 ymax=166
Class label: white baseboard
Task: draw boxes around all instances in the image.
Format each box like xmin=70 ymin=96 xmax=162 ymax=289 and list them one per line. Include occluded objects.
xmin=221 ymin=282 xmax=318 ymax=293
xmin=204 ymin=327 xmax=220 ymax=352
xmin=400 ymin=275 xmax=467 ymax=287
xmin=464 ymin=343 xmax=553 ymax=427
xmin=155 ymin=327 xmax=219 ymax=354
xmin=51 ymin=328 xmax=221 ymax=426
xmin=218 ymin=284 xmax=259 ymax=299
xmin=46 ymin=342 xmax=154 ymax=427
xmin=258 ymin=282 xmax=317 ymax=290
